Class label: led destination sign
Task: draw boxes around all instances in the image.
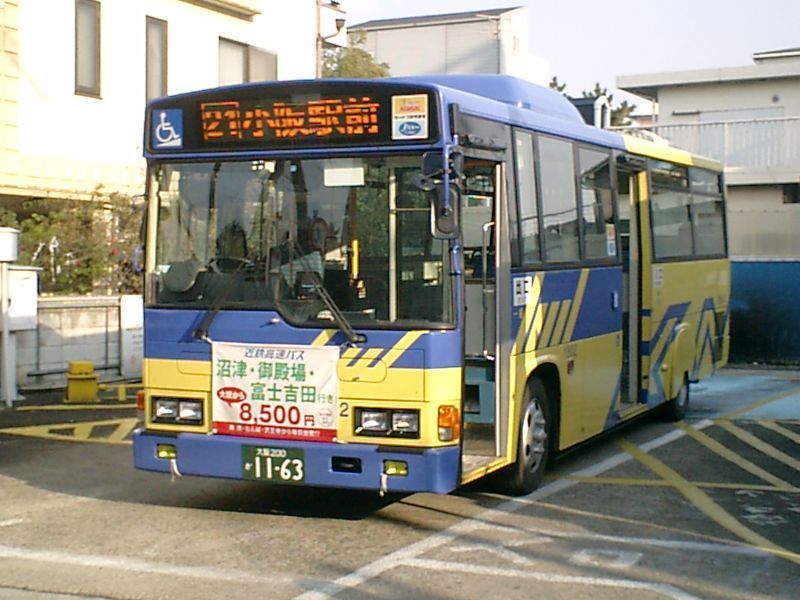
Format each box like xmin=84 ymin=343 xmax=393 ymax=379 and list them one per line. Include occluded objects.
xmin=201 ymin=96 xmax=381 ymax=143
xmin=146 ymin=84 xmax=438 ymax=152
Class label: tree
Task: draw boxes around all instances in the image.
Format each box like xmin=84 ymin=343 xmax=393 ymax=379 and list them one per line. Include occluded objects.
xmin=548 ymin=76 xmax=568 ymax=96
xmin=0 ymin=194 xmax=143 ymax=295
xmin=322 ymin=33 xmax=390 ymax=78
xmin=582 ymin=82 xmax=636 ymax=127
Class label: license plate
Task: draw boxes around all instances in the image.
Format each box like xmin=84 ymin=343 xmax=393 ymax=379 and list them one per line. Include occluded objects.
xmin=242 ymin=446 xmax=304 ymax=484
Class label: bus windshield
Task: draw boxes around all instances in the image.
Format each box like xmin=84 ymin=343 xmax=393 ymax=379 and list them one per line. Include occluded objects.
xmin=147 ymin=155 xmax=453 ymax=328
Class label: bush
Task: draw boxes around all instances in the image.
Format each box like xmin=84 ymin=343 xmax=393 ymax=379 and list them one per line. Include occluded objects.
xmin=0 ymin=195 xmax=143 ymax=295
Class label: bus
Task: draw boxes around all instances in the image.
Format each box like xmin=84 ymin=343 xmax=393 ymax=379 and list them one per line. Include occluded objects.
xmin=133 ymin=75 xmax=729 ymax=495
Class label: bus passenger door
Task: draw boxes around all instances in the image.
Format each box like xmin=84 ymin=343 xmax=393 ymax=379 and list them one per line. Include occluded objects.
xmin=462 ymin=159 xmax=510 ymax=474
xmin=616 ymin=162 xmax=643 ymax=408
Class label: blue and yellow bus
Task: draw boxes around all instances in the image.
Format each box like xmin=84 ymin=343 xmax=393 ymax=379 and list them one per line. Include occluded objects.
xmin=133 ymin=75 xmax=729 ymax=495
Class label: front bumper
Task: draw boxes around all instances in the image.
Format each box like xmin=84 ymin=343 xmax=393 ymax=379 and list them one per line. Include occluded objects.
xmin=133 ymin=429 xmax=461 ymax=494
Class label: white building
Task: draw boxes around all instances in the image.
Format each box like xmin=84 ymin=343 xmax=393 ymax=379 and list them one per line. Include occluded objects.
xmin=0 ymin=0 xmax=345 ymax=205
xmin=350 ymin=7 xmax=549 ymax=84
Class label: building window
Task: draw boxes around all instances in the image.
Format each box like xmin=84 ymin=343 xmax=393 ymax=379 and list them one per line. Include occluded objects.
xmin=783 ymin=184 xmax=799 ymax=204
xmin=146 ymin=17 xmax=168 ymax=101
xmin=75 ymin=0 xmax=101 ymax=97
xmin=219 ymin=38 xmax=277 ymax=85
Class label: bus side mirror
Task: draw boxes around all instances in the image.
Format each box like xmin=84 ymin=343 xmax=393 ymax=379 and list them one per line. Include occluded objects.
xmin=417 ymin=150 xmax=462 ymax=240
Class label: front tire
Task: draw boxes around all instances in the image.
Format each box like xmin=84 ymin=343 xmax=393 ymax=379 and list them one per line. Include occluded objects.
xmin=500 ymin=378 xmax=552 ymax=495
xmin=661 ymin=373 xmax=689 ymax=422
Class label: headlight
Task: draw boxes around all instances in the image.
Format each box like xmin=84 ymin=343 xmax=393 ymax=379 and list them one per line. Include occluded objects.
xmin=392 ymin=411 xmax=419 ymax=435
xmin=152 ymin=397 xmax=204 ymax=424
xmin=358 ymin=409 xmax=389 ymax=433
xmin=154 ymin=399 xmax=178 ymax=421
xmin=178 ymin=400 xmax=203 ymax=423
xmin=355 ymin=408 xmax=420 ymax=438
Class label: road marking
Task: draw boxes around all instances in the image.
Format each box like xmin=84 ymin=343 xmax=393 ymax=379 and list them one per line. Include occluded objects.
xmin=675 ymin=421 xmax=796 ymax=489
xmin=0 ymin=519 xmax=27 ymax=528
xmin=558 ymin=475 xmax=798 ymax=493
xmin=0 ymin=418 xmax=138 ymax=445
xmin=293 ymin=420 xmax=714 ymax=600
xmin=0 ymin=543 xmax=304 ymax=586
xmin=759 ymin=419 xmax=800 ymax=445
xmin=619 ymin=439 xmax=800 ymax=567
xmin=719 ymin=385 xmax=800 ymax=420
xmin=569 ymin=549 xmax=642 ymax=569
xmin=402 ymin=558 xmax=702 ymax=600
xmin=16 ymin=404 xmax=136 ymax=411
xmin=716 ymin=419 xmax=800 ymax=472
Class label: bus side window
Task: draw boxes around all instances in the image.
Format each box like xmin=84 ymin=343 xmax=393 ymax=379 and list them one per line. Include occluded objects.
xmin=514 ymin=130 xmax=540 ymax=265
xmin=538 ymin=135 xmax=580 ymax=263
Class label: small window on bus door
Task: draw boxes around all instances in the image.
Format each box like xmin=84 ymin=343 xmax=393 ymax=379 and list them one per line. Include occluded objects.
xmin=538 ymin=135 xmax=579 ymax=263
xmin=578 ymin=146 xmax=617 ymax=260
xmin=650 ymin=161 xmax=693 ymax=260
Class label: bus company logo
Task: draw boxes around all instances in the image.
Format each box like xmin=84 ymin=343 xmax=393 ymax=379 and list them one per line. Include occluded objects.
xmin=217 ymin=387 xmax=247 ymax=404
xmin=398 ymin=121 xmax=422 ymax=137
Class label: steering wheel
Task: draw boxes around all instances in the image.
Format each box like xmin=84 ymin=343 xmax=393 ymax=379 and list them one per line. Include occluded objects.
xmin=208 ymin=256 xmax=251 ymax=274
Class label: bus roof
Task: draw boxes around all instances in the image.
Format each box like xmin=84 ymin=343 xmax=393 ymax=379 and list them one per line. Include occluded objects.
xmin=389 ymin=74 xmax=626 ymax=151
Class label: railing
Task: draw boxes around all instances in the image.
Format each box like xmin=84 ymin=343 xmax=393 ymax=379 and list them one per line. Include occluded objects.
xmin=618 ymin=117 xmax=800 ymax=170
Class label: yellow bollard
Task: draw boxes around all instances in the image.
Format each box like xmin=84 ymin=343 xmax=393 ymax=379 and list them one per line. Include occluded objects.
xmin=66 ymin=361 xmax=99 ymax=403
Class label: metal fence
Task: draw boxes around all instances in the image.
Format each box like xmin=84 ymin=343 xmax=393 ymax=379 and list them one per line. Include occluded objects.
xmin=619 ymin=117 xmax=800 ymax=170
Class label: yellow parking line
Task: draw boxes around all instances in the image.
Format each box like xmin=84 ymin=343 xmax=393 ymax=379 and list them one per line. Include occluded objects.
xmin=557 ymin=475 xmax=798 ymax=493
xmin=720 ymin=386 xmax=800 ymax=420
xmin=618 ymin=439 xmax=800 ymax=566
xmin=675 ymin=422 xmax=794 ymax=489
xmin=716 ymin=419 xmax=800 ymax=472
xmin=759 ymin=420 xmax=800 ymax=445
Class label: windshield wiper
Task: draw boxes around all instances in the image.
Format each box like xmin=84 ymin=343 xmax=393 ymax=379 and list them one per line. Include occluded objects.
xmin=281 ymin=239 xmax=365 ymax=346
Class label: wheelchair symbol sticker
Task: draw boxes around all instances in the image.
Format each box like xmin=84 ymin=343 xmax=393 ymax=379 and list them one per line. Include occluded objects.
xmin=152 ymin=109 xmax=183 ymax=149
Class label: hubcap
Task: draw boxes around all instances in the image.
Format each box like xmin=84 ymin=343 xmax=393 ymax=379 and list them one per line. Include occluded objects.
xmin=521 ymin=398 xmax=547 ymax=473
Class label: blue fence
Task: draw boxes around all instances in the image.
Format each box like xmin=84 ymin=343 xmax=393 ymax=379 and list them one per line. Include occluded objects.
xmin=730 ymin=260 xmax=800 ymax=364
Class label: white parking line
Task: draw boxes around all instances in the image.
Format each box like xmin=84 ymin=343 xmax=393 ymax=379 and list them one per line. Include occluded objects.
xmin=293 ymin=419 xmax=716 ymax=600
xmin=403 ymin=558 xmax=702 ymax=600
xmin=0 ymin=544 xmax=304 ymax=586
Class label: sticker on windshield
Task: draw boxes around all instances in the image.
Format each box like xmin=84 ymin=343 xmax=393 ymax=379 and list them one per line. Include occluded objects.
xmin=211 ymin=342 xmax=339 ymax=442
xmin=392 ymin=94 xmax=428 ymax=141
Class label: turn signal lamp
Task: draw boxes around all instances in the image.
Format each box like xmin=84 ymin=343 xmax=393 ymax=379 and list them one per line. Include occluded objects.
xmin=157 ymin=444 xmax=177 ymax=460
xmin=136 ymin=390 xmax=145 ymax=411
xmin=438 ymin=405 xmax=461 ymax=442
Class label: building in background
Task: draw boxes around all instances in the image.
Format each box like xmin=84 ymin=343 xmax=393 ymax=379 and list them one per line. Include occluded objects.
xmin=0 ymin=0 xmax=346 ymax=390
xmin=0 ymin=0 xmax=345 ymax=205
xmin=617 ymin=50 xmax=800 ymax=363
xmin=350 ymin=7 xmax=549 ymax=84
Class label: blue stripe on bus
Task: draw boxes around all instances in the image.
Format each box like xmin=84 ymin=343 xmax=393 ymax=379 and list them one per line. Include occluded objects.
xmin=571 ymin=267 xmax=623 ymax=340
xmin=647 ymin=302 xmax=691 ymax=404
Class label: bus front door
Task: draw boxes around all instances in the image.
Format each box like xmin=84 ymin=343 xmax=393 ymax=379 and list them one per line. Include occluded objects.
xmin=461 ymin=159 xmax=511 ymax=476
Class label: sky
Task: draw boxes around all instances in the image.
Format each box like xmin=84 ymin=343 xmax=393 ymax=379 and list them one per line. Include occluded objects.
xmin=340 ymin=0 xmax=800 ymax=108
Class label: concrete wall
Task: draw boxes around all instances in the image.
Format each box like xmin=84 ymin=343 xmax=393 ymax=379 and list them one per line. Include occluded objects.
xmin=727 ymin=186 xmax=800 ymax=258
xmin=15 ymin=295 xmax=137 ymax=390
xmin=656 ymin=77 xmax=800 ymax=125
xmin=0 ymin=0 xmax=320 ymax=202
xmin=357 ymin=7 xmax=538 ymax=81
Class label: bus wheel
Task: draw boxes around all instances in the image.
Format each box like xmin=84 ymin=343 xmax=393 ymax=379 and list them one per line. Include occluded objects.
xmin=502 ymin=378 xmax=551 ymax=495
xmin=662 ymin=373 xmax=689 ymax=422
